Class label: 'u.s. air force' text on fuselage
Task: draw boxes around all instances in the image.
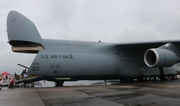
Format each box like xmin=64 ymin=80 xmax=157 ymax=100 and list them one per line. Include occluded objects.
xmin=41 ymin=54 xmax=73 ymax=59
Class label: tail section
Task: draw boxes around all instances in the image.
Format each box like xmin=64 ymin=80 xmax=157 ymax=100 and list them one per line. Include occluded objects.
xmin=7 ymin=11 xmax=45 ymax=53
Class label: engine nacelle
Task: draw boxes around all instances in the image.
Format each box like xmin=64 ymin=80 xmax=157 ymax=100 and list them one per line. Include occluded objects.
xmin=144 ymin=48 xmax=180 ymax=67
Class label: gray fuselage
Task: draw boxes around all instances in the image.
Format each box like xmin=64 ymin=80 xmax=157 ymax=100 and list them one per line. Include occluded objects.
xmin=28 ymin=39 xmax=143 ymax=80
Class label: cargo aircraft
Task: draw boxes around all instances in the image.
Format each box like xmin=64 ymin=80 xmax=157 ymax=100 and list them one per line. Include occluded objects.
xmin=6 ymin=11 xmax=180 ymax=85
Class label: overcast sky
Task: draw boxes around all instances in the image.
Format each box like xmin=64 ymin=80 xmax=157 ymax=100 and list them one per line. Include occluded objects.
xmin=1 ymin=0 xmax=180 ymax=74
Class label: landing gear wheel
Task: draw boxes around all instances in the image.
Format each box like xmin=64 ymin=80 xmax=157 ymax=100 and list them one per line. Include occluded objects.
xmin=173 ymin=75 xmax=177 ymax=80
xmin=154 ymin=76 xmax=159 ymax=81
xmin=165 ymin=75 xmax=169 ymax=80
xmin=160 ymin=76 xmax=166 ymax=81
xmin=142 ymin=76 xmax=146 ymax=81
xmin=55 ymin=81 xmax=64 ymax=87
xmin=146 ymin=76 xmax=150 ymax=81
xmin=129 ymin=79 xmax=133 ymax=82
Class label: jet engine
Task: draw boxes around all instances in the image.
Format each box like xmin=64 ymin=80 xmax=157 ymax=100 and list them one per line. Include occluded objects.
xmin=144 ymin=48 xmax=180 ymax=67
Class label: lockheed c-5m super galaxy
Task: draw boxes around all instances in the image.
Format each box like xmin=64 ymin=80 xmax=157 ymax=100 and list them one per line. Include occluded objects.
xmin=6 ymin=11 xmax=180 ymax=86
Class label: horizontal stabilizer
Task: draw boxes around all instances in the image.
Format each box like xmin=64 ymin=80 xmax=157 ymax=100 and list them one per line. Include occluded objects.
xmin=7 ymin=11 xmax=45 ymax=53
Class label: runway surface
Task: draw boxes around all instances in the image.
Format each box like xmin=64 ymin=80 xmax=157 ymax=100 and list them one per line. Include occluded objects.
xmin=1 ymin=80 xmax=180 ymax=106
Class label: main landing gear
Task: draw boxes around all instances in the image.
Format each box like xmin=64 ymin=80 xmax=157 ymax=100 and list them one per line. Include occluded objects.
xmin=141 ymin=74 xmax=178 ymax=81
xmin=55 ymin=81 xmax=64 ymax=87
xmin=120 ymin=74 xmax=178 ymax=83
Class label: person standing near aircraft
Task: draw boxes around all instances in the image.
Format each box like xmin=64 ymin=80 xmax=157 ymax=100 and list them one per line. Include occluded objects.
xmin=21 ymin=69 xmax=27 ymax=80
xmin=9 ymin=78 xmax=15 ymax=88
xmin=23 ymin=69 xmax=28 ymax=80
xmin=0 ymin=78 xmax=3 ymax=90
xmin=14 ymin=72 xmax=19 ymax=81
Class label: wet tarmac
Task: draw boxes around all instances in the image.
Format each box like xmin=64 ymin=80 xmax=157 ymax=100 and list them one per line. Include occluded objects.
xmin=1 ymin=80 xmax=180 ymax=106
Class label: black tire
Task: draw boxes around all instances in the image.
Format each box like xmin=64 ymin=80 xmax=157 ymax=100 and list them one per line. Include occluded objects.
xmin=173 ymin=75 xmax=177 ymax=80
xmin=55 ymin=81 xmax=64 ymax=87
xmin=146 ymin=76 xmax=150 ymax=81
xmin=154 ymin=76 xmax=159 ymax=81
xmin=165 ymin=75 xmax=169 ymax=80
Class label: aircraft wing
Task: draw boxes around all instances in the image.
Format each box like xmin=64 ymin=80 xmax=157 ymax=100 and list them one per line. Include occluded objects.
xmin=116 ymin=40 xmax=180 ymax=51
